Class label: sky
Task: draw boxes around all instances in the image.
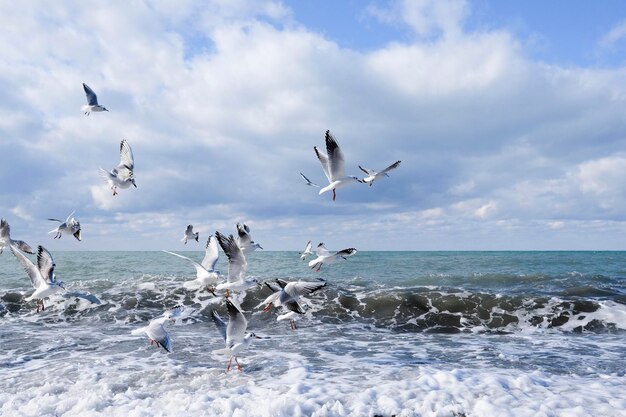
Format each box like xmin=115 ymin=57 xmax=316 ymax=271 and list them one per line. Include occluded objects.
xmin=2 ymin=0 xmax=626 ymax=251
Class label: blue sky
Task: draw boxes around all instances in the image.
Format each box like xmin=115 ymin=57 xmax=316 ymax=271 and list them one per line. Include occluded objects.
xmin=2 ymin=0 xmax=626 ymax=251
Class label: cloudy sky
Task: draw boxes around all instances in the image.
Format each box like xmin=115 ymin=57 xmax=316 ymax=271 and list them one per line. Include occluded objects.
xmin=2 ymin=0 xmax=626 ymax=251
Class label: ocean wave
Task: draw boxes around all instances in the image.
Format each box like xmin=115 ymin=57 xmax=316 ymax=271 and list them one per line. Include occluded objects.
xmin=2 ymin=277 xmax=624 ymax=334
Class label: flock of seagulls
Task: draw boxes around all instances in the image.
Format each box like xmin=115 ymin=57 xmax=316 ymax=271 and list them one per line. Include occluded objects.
xmin=2 ymin=82 xmax=401 ymax=372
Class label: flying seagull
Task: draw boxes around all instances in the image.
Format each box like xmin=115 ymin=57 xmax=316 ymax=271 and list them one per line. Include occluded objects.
xmin=299 ymin=172 xmax=320 ymax=188
xmin=314 ymin=130 xmax=364 ymax=201
xmin=308 ymin=243 xmax=357 ymax=272
xmin=82 ymin=83 xmax=108 ymax=115
xmin=163 ymin=236 xmax=220 ymax=294
xmin=211 ymin=299 xmax=261 ymax=372
xmin=48 ymin=211 xmax=82 ymax=241
xmin=236 ymin=223 xmax=263 ymax=252
xmin=215 ymin=231 xmax=260 ymax=297
xmin=0 ymin=218 xmax=34 ymax=254
xmin=359 ymin=160 xmax=402 ymax=186
xmin=182 ymin=224 xmax=199 ymax=244
xmin=299 ymin=240 xmax=313 ymax=260
xmin=132 ymin=305 xmax=184 ymax=353
xmin=99 ymin=139 xmax=137 ymax=196
xmin=10 ymin=245 xmax=65 ymax=312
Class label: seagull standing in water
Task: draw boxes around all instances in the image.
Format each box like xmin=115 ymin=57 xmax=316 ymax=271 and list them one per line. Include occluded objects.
xmin=10 ymin=245 xmax=65 ymax=313
xmin=308 ymin=243 xmax=357 ymax=271
xmin=81 ymin=83 xmax=108 ymax=115
xmin=211 ymin=299 xmax=261 ymax=372
xmin=359 ymin=160 xmax=402 ymax=186
xmin=236 ymin=223 xmax=263 ymax=252
xmin=99 ymin=139 xmax=137 ymax=196
xmin=163 ymin=235 xmax=220 ymax=293
xmin=215 ymin=231 xmax=260 ymax=297
xmin=0 ymin=218 xmax=34 ymax=254
xmin=314 ymin=130 xmax=364 ymax=201
xmin=48 ymin=211 xmax=82 ymax=241
xmin=182 ymin=224 xmax=199 ymax=244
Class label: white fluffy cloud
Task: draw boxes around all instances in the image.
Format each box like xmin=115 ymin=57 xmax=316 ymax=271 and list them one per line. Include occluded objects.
xmin=2 ymin=0 xmax=626 ymax=250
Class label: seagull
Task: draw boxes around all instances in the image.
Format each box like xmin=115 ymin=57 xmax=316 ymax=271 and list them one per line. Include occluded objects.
xmin=0 ymin=218 xmax=34 ymax=255
xmin=299 ymin=240 xmax=313 ymax=260
xmin=236 ymin=223 xmax=263 ymax=252
xmin=10 ymin=245 xmax=65 ymax=313
xmin=359 ymin=160 xmax=401 ymax=186
xmin=308 ymin=243 xmax=357 ymax=272
xmin=215 ymin=231 xmax=260 ymax=297
xmin=314 ymin=130 xmax=364 ymax=201
xmin=132 ymin=305 xmax=184 ymax=353
xmin=182 ymin=224 xmax=199 ymax=244
xmin=99 ymin=139 xmax=137 ymax=196
xmin=82 ymin=83 xmax=108 ymax=115
xmin=299 ymin=172 xmax=320 ymax=188
xmin=48 ymin=211 xmax=82 ymax=241
xmin=163 ymin=236 xmax=220 ymax=293
xmin=211 ymin=299 xmax=261 ymax=372
xmin=261 ymin=279 xmax=326 ymax=314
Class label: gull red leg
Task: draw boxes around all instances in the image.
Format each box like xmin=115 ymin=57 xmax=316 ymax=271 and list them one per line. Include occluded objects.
xmin=226 ymin=357 xmax=233 ymax=372
xmin=235 ymin=357 xmax=242 ymax=372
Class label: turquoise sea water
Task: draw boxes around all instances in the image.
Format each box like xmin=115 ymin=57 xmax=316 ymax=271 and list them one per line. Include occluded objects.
xmin=1 ymin=251 xmax=625 ymax=416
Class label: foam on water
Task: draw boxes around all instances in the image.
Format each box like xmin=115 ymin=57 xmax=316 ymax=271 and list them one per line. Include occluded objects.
xmin=1 ymin=251 xmax=625 ymax=416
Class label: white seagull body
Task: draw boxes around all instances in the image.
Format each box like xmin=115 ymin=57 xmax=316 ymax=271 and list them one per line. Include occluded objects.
xmin=308 ymin=243 xmax=357 ymax=271
xmin=81 ymin=83 xmax=108 ymax=115
xmin=132 ymin=305 xmax=184 ymax=353
xmin=99 ymin=139 xmax=136 ymax=196
xmin=163 ymin=236 xmax=220 ymax=293
xmin=236 ymin=223 xmax=263 ymax=252
xmin=299 ymin=240 xmax=313 ymax=260
xmin=181 ymin=224 xmax=199 ymax=244
xmin=48 ymin=211 xmax=82 ymax=241
xmin=211 ymin=299 xmax=261 ymax=372
xmin=314 ymin=130 xmax=363 ymax=201
xmin=10 ymin=245 xmax=65 ymax=312
xmin=359 ymin=160 xmax=401 ymax=186
xmin=0 ymin=218 xmax=34 ymax=255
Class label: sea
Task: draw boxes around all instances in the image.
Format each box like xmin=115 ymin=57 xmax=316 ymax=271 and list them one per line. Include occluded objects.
xmin=0 ymin=251 xmax=625 ymax=417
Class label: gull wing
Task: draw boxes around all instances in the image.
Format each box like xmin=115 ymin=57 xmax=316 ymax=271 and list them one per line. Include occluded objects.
xmin=215 ymin=231 xmax=247 ymax=282
xmin=316 ymin=243 xmax=331 ymax=256
xmin=325 ymin=130 xmax=345 ymax=181
xmin=83 ymin=83 xmax=98 ymax=106
xmin=37 ymin=246 xmax=56 ymax=283
xmin=380 ymin=160 xmax=401 ymax=174
xmin=300 ymin=240 xmax=312 ymax=259
xmin=225 ymin=299 xmax=247 ymax=348
xmin=64 ymin=210 xmax=76 ymax=223
xmin=162 ymin=250 xmax=208 ymax=278
xmin=201 ymin=235 xmax=219 ymax=271
xmin=13 ymin=240 xmax=34 ymax=254
xmin=264 ymin=280 xmax=282 ymax=293
xmin=119 ymin=139 xmax=134 ymax=171
xmin=211 ymin=310 xmax=227 ymax=342
xmin=299 ymin=172 xmax=320 ymax=188
xmin=10 ymin=245 xmax=44 ymax=289
xmin=359 ymin=165 xmax=375 ymax=176
xmin=314 ymin=146 xmax=332 ymax=183
xmin=335 ymin=248 xmax=357 ymax=258
xmin=286 ymin=280 xmax=327 ymax=298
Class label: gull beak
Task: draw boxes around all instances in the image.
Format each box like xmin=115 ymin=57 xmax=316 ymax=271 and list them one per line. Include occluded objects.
xmin=255 ymin=335 xmax=263 ymax=339
xmin=170 ymin=319 xmax=176 ymax=324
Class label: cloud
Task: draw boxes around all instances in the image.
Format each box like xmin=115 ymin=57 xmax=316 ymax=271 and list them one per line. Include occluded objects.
xmin=599 ymin=20 xmax=626 ymax=50
xmin=2 ymin=1 xmax=626 ymax=250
